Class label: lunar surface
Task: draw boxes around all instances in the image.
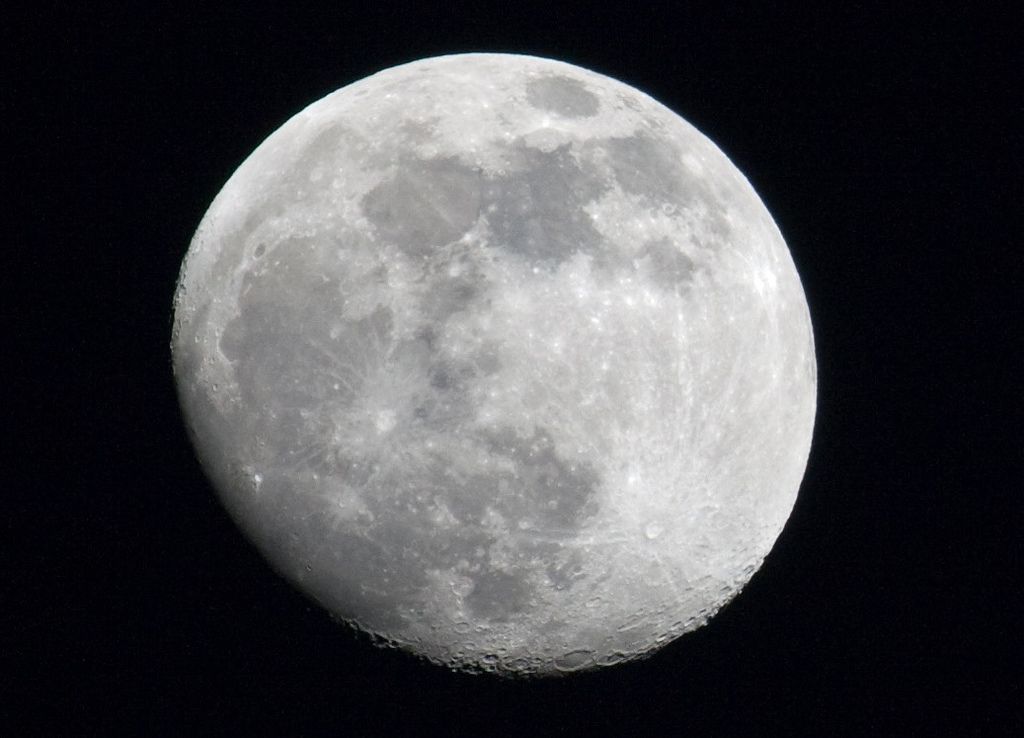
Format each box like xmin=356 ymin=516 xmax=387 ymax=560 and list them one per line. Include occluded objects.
xmin=171 ymin=53 xmax=816 ymax=676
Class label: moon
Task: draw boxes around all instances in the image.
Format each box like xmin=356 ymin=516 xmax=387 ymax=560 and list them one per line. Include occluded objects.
xmin=171 ymin=53 xmax=816 ymax=676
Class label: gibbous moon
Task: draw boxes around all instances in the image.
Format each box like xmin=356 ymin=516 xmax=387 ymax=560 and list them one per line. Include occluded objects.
xmin=172 ymin=53 xmax=816 ymax=676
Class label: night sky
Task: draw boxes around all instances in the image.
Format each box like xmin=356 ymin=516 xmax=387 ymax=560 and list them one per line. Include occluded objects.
xmin=9 ymin=4 xmax=1018 ymax=735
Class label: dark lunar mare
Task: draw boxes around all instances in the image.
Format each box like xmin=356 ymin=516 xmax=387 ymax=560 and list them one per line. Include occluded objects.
xmin=206 ymin=208 xmax=604 ymax=632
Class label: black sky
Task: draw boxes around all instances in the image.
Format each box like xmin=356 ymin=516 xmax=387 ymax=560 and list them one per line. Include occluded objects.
xmin=8 ymin=3 xmax=1020 ymax=735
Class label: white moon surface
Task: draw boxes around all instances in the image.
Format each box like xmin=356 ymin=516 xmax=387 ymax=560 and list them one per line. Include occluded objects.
xmin=172 ymin=53 xmax=816 ymax=676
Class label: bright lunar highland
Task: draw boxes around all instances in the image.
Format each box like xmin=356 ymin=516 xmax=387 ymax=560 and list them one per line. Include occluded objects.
xmin=172 ymin=53 xmax=816 ymax=676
